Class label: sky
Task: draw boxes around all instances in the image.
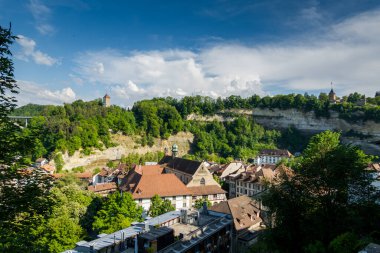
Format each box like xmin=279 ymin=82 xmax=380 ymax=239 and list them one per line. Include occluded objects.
xmin=1 ymin=0 xmax=380 ymax=107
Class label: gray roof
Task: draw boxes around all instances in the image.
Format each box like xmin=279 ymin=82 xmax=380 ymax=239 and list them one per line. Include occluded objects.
xmin=163 ymin=156 xmax=202 ymax=175
xmin=74 ymin=211 xmax=181 ymax=251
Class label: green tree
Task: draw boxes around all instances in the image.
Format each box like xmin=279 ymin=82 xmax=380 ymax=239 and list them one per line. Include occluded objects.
xmin=54 ymin=152 xmax=64 ymax=172
xmin=194 ymin=198 xmax=211 ymax=209
xmin=92 ymin=191 xmax=143 ymax=234
xmin=257 ymin=131 xmax=380 ymax=252
xmin=148 ymin=194 xmax=175 ymax=217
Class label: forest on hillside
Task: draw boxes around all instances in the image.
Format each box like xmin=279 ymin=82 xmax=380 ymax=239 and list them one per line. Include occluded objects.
xmin=11 ymin=98 xmax=306 ymax=167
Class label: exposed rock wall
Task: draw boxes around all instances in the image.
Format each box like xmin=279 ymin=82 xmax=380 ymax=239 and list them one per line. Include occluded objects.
xmin=60 ymin=132 xmax=194 ymax=171
xmin=187 ymin=109 xmax=380 ymax=155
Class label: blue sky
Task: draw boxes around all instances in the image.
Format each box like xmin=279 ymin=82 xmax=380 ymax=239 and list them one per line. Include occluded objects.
xmin=1 ymin=0 xmax=380 ymax=107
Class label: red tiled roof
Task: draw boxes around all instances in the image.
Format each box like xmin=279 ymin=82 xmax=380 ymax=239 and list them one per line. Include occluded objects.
xmin=41 ymin=164 xmax=55 ymax=172
xmin=53 ymin=171 xmax=92 ymax=179
xmin=88 ymin=182 xmax=117 ymax=193
xmin=134 ymin=165 xmax=164 ymax=175
xmin=131 ymin=174 xmax=191 ymax=199
xmin=187 ymin=185 xmax=226 ymax=196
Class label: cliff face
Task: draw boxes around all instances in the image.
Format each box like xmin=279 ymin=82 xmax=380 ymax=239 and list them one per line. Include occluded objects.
xmin=187 ymin=109 xmax=380 ymax=155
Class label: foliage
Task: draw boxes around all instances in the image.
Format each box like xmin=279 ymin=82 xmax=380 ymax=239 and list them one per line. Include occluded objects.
xmin=190 ymin=117 xmax=280 ymax=161
xmin=92 ymin=191 xmax=143 ymax=234
xmin=194 ymin=198 xmax=212 ymax=209
xmin=148 ymin=194 xmax=176 ymax=217
xmin=120 ymin=151 xmax=164 ymax=166
xmin=53 ymin=152 xmax=64 ymax=172
xmin=256 ymin=131 xmax=380 ymax=252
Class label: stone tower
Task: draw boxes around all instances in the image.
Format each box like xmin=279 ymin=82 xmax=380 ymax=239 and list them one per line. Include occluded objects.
xmin=103 ymin=94 xmax=110 ymax=107
xmin=329 ymin=83 xmax=337 ymax=103
xmin=172 ymin=143 xmax=178 ymax=158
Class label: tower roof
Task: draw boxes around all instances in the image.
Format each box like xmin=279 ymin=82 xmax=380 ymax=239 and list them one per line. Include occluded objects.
xmin=103 ymin=93 xmax=110 ymax=98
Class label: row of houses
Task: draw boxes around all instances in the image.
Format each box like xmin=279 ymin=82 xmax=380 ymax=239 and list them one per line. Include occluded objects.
xmin=87 ymin=155 xmax=227 ymax=212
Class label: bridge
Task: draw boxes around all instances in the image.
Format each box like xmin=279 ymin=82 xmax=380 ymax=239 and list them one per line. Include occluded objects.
xmin=7 ymin=116 xmax=33 ymax=127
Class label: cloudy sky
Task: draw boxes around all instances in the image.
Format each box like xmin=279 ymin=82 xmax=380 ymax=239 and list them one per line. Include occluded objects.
xmin=1 ymin=0 xmax=380 ymax=107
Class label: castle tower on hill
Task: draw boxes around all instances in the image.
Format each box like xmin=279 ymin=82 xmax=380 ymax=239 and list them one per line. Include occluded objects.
xmin=103 ymin=94 xmax=110 ymax=107
xmin=329 ymin=82 xmax=337 ymax=103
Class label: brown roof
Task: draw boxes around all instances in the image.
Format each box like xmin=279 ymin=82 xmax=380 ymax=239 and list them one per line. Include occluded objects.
xmin=209 ymin=195 xmax=261 ymax=231
xmin=134 ymin=165 xmax=164 ymax=175
xmin=160 ymin=156 xmax=202 ymax=175
xmin=98 ymin=168 xmax=112 ymax=177
xmin=88 ymin=182 xmax=117 ymax=193
xmin=131 ymin=174 xmax=191 ymax=199
xmin=41 ymin=164 xmax=55 ymax=172
xmin=53 ymin=171 xmax=92 ymax=179
xmin=188 ymin=185 xmax=226 ymax=196
xmin=259 ymin=149 xmax=292 ymax=157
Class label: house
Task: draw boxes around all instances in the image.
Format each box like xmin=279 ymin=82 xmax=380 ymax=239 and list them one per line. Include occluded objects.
xmin=88 ymin=182 xmax=117 ymax=197
xmin=119 ymin=165 xmax=192 ymax=211
xmin=252 ymin=149 xmax=292 ymax=165
xmin=53 ymin=172 xmax=93 ymax=183
xmin=34 ymin=158 xmax=48 ymax=168
xmin=209 ymin=196 xmax=263 ymax=252
xmin=65 ymin=208 xmax=233 ymax=253
xmin=92 ymin=167 xmax=118 ymax=185
xmin=40 ymin=164 xmax=55 ymax=175
xmin=219 ymin=161 xmax=245 ymax=180
xmin=160 ymin=156 xmax=227 ymax=206
xmin=228 ymin=164 xmax=289 ymax=199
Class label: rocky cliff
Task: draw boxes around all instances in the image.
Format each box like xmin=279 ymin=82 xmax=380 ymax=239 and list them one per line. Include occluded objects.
xmin=187 ymin=109 xmax=380 ymax=155
xmin=58 ymin=132 xmax=194 ymax=171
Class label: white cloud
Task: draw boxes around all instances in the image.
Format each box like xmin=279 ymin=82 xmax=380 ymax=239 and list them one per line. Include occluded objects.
xmin=16 ymin=80 xmax=76 ymax=105
xmin=28 ymin=0 xmax=54 ymax=35
xmin=74 ymin=9 xmax=380 ymax=106
xmin=16 ymin=35 xmax=57 ymax=66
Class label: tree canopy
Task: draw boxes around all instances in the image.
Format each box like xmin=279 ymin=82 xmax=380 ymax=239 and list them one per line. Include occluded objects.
xmin=92 ymin=191 xmax=143 ymax=234
xmin=148 ymin=194 xmax=175 ymax=217
xmin=254 ymin=131 xmax=380 ymax=253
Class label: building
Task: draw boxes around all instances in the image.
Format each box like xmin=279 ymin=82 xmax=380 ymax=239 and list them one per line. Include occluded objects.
xmin=119 ymin=165 xmax=192 ymax=211
xmin=252 ymin=149 xmax=292 ymax=165
xmin=209 ymin=196 xmax=264 ymax=252
xmin=103 ymin=93 xmax=110 ymax=107
xmin=88 ymin=182 xmax=117 ymax=197
xmin=40 ymin=164 xmax=55 ymax=175
xmin=219 ymin=161 xmax=245 ymax=180
xmin=159 ymin=156 xmax=227 ymax=206
xmin=228 ymin=164 xmax=293 ymax=201
xmin=53 ymin=171 xmax=93 ymax=183
xmin=329 ymin=88 xmax=337 ymax=103
xmin=92 ymin=167 xmax=118 ymax=186
xmin=376 ymin=91 xmax=380 ymax=97
xmin=34 ymin=158 xmax=48 ymax=168
xmin=65 ymin=208 xmax=233 ymax=253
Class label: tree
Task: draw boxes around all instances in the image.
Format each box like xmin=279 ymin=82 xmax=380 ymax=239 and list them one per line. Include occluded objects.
xmin=148 ymin=194 xmax=175 ymax=217
xmin=256 ymin=131 xmax=380 ymax=252
xmin=194 ymin=198 xmax=211 ymax=209
xmin=54 ymin=152 xmax=64 ymax=172
xmin=92 ymin=191 xmax=143 ymax=234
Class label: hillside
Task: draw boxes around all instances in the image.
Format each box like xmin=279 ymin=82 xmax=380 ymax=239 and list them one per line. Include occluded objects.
xmin=11 ymin=92 xmax=380 ymax=169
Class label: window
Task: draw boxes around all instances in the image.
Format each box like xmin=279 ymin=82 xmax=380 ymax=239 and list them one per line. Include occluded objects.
xmin=173 ymin=196 xmax=176 ymax=200
xmin=200 ymin=177 xmax=205 ymax=185
xmin=183 ymin=203 xmax=186 ymax=207
xmin=213 ymin=194 xmax=217 ymax=199
xmin=139 ymin=199 xmax=142 ymax=203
